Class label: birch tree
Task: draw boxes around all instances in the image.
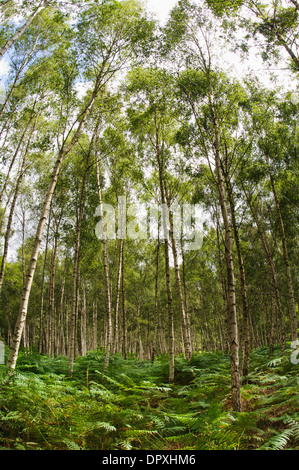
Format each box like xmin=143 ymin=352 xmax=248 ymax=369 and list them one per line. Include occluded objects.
xmin=7 ymin=0 xmax=154 ymax=370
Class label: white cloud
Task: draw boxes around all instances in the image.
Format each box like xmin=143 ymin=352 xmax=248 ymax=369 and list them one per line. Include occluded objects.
xmin=0 ymin=59 xmax=9 ymax=77
xmin=145 ymin=0 xmax=177 ymax=23
xmin=74 ymin=81 xmax=93 ymax=99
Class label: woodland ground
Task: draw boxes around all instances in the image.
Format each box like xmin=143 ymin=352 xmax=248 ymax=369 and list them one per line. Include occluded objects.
xmin=0 ymin=345 xmax=298 ymax=451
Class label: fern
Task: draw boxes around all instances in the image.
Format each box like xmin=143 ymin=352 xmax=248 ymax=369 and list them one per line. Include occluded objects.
xmin=259 ymin=417 xmax=299 ymax=450
xmin=95 ymin=370 xmax=127 ymax=390
xmin=63 ymin=439 xmax=82 ymax=450
xmin=0 ymin=348 xmax=297 ymax=451
xmin=91 ymin=421 xmax=117 ymax=432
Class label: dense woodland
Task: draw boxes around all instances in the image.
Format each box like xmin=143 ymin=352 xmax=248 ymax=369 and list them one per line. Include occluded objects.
xmin=0 ymin=0 xmax=298 ymax=451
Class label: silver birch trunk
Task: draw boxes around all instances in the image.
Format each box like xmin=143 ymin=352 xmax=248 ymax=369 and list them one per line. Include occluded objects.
xmin=81 ymin=284 xmax=87 ymax=357
xmin=156 ymin=135 xmax=175 ymax=383
xmin=225 ymin=176 xmax=250 ymax=380
xmin=0 ymin=116 xmax=37 ymax=291
xmin=166 ymin=187 xmax=192 ymax=362
xmin=95 ymin=153 xmax=112 ymax=371
xmin=112 ymin=239 xmax=123 ymax=355
xmin=269 ymin=171 xmax=298 ymax=342
xmin=7 ymin=87 xmax=97 ymax=370
xmin=242 ymin=184 xmax=286 ymax=356
xmin=0 ymin=1 xmax=52 ymax=60
xmin=212 ymin=113 xmax=242 ymax=412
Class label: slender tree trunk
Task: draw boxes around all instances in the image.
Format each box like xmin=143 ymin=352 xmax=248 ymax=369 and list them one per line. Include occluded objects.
xmin=112 ymin=239 xmax=123 ymax=355
xmin=268 ymin=169 xmax=297 ymax=342
xmin=75 ymin=268 xmax=80 ymax=359
xmin=152 ymin=238 xmax=160 ymax=363
xmin=7 ymin=84 xmax=98 ymax=370
xmin=0 ymin=116 xmax=37 ymax=291
xmin=0 ymin=34 xmax=40 ymax=121
xmin=48 ymin=230 xmax=58 ymax=358
xmin=20 ymin=199 xmax=26 ymax=286
xmin=57 ymin=275 xmax=65 ymax=355
xmin=81 ymin=284 xmax=87 ymax=357
xmin=215 ymin=208 xmax=230 ymax=354
xmin=0 ymin=178 xmax=17 ymax=236
xmin=121 ymin=244 xmax=128 ymax=360
xmin=69 ymin=156 xmax=90 ymax=373
xmin=136 ymin=300 xmax=144 ymax=360
xmin=0 ymin=114 xmax=34 ymax=209
xmin=270 ymin=287 xmax=277 ymax=356
xmin=147 ymin=308 xmax=152 ymax=360
xmin=69 ymin=215 xmax=80 ymax=367
xmin=261 ymin=292 xmax=270 ymax=346
xmin=165 ymin=184 xmax=192 ymax=361
xmin=212 ymin=113 xmax=242 ymax=412
xmin=242 ymin=184 xmax=286 ymax=356
xmin=95 ymin=152 xmax=112 ymax=371
xmin=38 ymin=213 xmax=51 ymax=354
xmin=93 ymin=300 xmax=98 ymax=351
xmin=0 ymin=1 xmax=52 ymax=60
xmin=225 ymin=176 xmax=250 ymax=380
xmin=155 ymin=134 xmax=175 ymax=383
xmin=164 ymin=227 xmax=175 ymax=382
xmin=0 ymin=4 xmax=18 ymax=24
xmin=0 ymin=166 xmax=24 ymax=291
xmin=180 ymin=234 xmax=192 ymax=351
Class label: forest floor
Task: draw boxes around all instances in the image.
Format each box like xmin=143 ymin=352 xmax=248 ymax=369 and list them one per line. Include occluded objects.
xmin=0 ymin=345 xmax=298 ymax=451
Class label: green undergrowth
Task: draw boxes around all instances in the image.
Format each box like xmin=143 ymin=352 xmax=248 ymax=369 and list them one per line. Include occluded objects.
xmin=0 ymin=345 xmax=298 ymax=450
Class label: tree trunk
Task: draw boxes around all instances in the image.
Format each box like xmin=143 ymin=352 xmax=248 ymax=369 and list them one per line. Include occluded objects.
xmin=0 ymin=1 xmax=52 ymax=60
xmin=0 ymin=116 xmax=37 ymax=291
xmin=112 ymin=239 xmax=123 ymax=355
xmin=180 ymin=235 xmax=192 ymax=352
xmin=38 ymin=214 xmax=51 ymax=354
xmin=0 ymin=114 xmax=34 ymax=210
xmin=95 ymin=152 xmax=112 ymax=371
xmin=57 ymin=275 xmax=65 ymax=355
xmin=155 ymin=134 xmax=175 ymax=383
xmin=48 ymin=224 xmax=59 ymax=358
xmin=0 ymin=165 xmax=24 ymax=291
xmin=152 ymin=238 xmax=160 ymax=362
xmin=242 ymin=184 xmax=286 ymax=356
xmin=225 ymin=176 xmax=250 ymax=380
xmin=69 ymin=155 xmax=90 ymax=373
xmin=136 ymin=300 xmax=144 ymax=360
xmin=7 ymin=83 xmax=98 ymax=370
xmin=268 ymin=169 xmax=297 ymax=342
xmin=165 ymin=184 xmax=192 ymax=361
xmin=215 ymin=207 xmax=230 ymax=354
xmin=270 ymin=287 xmax=277 ymax=356
xmin=121 ymin=244 xmax=128 ymax=360
xmin=212 ymin=114 xmax=242 ymax=412
xmin=0 ymin=34 xmax=40 ymax=121
xmin=93 ymin=300 xmax=98 ymax=351
xmin=81 ymin=284 xmax=87 ymax=357
xmin=164 ymin=225 xmax=175 ymax=383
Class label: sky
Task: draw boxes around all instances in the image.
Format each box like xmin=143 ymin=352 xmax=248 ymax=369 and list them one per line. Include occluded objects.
xmin=0 ymin=0 xmax=177 ymax=77
xmin=0 ymin=58 xmax=9 ymax=78
xmin=1 ymin=0 xmax=295 ymax=91
xmin=145 ymin=0 xmax=178 ymax=23
xmin=146 ymin=0 xmax=295 ymax=93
